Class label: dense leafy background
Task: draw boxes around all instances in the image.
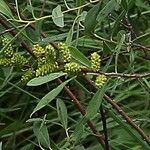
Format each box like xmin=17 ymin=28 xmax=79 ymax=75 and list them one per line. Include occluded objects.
xmin=0 ymin=0 xmax=150 ymax=149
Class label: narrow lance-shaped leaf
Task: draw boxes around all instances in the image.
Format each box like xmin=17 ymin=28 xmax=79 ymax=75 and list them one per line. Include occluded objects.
xmin=86 ymin=85 xmax=106 ymax=119
xmin=33 ymin=121 xmax=51 ymax=149
xmin=69 ymin=46 xmax=91 ymax=67
xmin=0 ymin=0 xmax=13 ymax=18
xmin=27 ymin=72 xmax=66 ymax=86
xmin=84 ymin=3 xmax=101 ymax=35
xmin=56 ymin=99 xmax=68 ymax=130
xmin=96 ymin=0 xmax=118 ymax=23
xmin=31 ymin=77 xmax=75 ymax=117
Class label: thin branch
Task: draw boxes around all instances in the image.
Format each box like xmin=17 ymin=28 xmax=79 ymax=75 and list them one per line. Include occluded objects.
xmin=0 ymin=28 xmax=15 ymax=35
xmin=82 ymin=69 xmax=150 ymax=78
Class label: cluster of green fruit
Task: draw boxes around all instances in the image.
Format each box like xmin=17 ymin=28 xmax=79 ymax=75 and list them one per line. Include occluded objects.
xmin=0 ymin=38 xmax=107 ymax=87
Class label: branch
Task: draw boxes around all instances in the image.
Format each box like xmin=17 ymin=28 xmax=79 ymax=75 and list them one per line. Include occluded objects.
xmin=82 ymin=69 xmax=150 ymax=78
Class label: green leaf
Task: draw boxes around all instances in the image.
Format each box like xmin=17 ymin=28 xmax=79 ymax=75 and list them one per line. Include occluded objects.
xmin=73 ymin=118 xmax=87 ymax=142
xmin=69 ymin=46 xmax=91 ymax=67
xmin=111 ymin=10 xmax=126 ymax=37
xmin=27 ymin=72 xmax=66 ymax=86
xmin=33 ymin=121 xmax=51 ymax=149
xmin=0 ymin=142 xmax=2 ymax=150
xmin=79 ymin=11 xmax=87 ymax=22
xmin=76 ymin=0 xmax=85 ymax=6
xmin=0 ymin=121 xmax=25 ymax=137
xmin=74 ymin=145 xmax=85 ymax=150
xmin=56 ymin=99 xmax=68 ymax=130
xmin=96 ymin=0 xmax=118 ymax=23
xmin=132 ymin=32 xmax=150 ymax=43
xmin=84 ymin=3 xmax=101 ymax=35
xmin=0 ymin=0 xmax=13 ymax=18
xmin=108 ymin=108 xmax=150 ymax=150
xmin=31 ymin=77 xmax=74 ymax=116
xmin=86 ymin=86 xmax=106 ymax=119
xmin=66 ymin=23 xmax=75 ymax=45
xmin=52 ymin=5 xmax=64 ymax=27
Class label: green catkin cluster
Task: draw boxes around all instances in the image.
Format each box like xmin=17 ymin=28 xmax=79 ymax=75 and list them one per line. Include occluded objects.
xmin=45 ymin=44 xmax=56 ymax=60
xmin=64 ymin=62 xmax=83 ymax=76
xmin=36 ymin=62 xmax=58 ymax=77
xmin=2 ymin=38 xmax=14 ymax=57
xmin=32 ymin=44 xmax=46 ymax=58
xmin=32 ymin=44 xmax=59 ymax=76
xmin=21 ymin=68 xmax=35 ymax=84
xmin=95 ymin=74 xmax=107 ymax=88
xmin=11 ymin=53 xmax=27 ymax=68
xmin=0 ymin=58 xmax=12 ymax=67
xmin=58 ymin=42 xmax=71 ymax=62
xmin=90 ymin=52 xmax=101 ymax=71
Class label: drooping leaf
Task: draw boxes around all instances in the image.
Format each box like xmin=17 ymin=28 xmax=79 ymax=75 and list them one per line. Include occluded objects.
xmin=132 ymin=32 xmax=150 ymax=43
xmin=73 ymin=117 xmax=87 ymax=142
xmin=84 ymin=3 xmax=101 ymax=35
xmin=33 ymin=121 xmax=51 ymax=149
xmin=31 ymin=77 xmax=74 ymax=116
xmin=56 ymin=99 xmax=68 ymax=130
xmin=52 ymin=5 xmax=64 ymax=27
xmin=27 ymin=72 xmax=66 ymax=86
xmin=86 ymin=85 xmax=106 ymax=119
xmin=0 ymin=0 xmax=13 ymax=18
xmin=96 ymin=0 xmax=119 ymax=23
xmin=74 ymin=145 xmax=85 ymax=150
xmin=69 ymin=46 xmax=91 ymax=67
xmin=0 ymin=142 xmax=2 ymax=150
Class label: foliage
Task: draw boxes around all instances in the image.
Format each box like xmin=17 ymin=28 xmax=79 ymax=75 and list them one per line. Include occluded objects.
xmin=0 ymin=0 xmax=150 ymax=149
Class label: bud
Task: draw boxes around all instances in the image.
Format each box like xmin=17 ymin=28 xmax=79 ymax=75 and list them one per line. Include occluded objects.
xmin=58 ymin=42 xmax=71 ymax=62
xmin=90 ymin=52 xmax=101 ymax=71
xmin=95 ymin=74 xmax=107 ymax=88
